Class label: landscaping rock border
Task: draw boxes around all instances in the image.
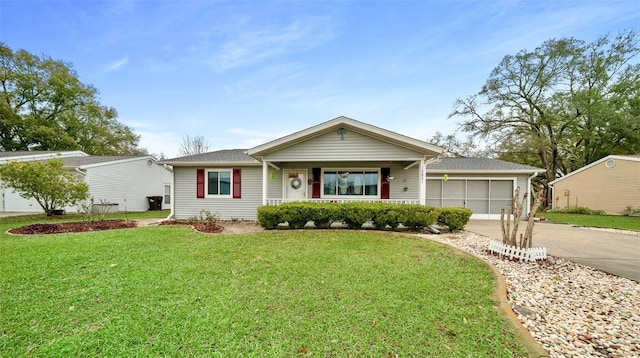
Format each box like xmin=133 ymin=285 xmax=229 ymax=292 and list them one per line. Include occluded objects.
xmin=420 ymin=231 xmax=640 ymax=357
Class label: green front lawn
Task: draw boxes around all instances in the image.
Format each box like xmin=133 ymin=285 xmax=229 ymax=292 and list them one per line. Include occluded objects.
xmin=0 ymin=209 xmax=169 ymax=225
xmin=539 ymin=212 xmax=640 ymax=232
xmin=0 ymin=219 xmax=530 ymax=356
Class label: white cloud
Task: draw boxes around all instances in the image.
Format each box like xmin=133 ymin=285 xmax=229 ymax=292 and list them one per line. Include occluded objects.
xmin=204 ymin=15 xmax=336 ymax=72
xmin=105 ymin=55 xmax=129 ymax=71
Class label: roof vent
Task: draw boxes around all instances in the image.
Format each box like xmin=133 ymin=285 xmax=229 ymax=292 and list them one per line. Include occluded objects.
xmin=605 ymin=159 xmax=615 ymax=168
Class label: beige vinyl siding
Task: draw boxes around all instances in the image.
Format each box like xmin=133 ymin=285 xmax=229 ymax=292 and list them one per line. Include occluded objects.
xmin=552 ymin=158 xmax=640 ymax=214
xmin=84 ymin=158 xmax=172 ymax=212
xmin=263 ymin=129 xmax=426 ymax=162
xmin=174 ymin=166 xmax=263 ymax=221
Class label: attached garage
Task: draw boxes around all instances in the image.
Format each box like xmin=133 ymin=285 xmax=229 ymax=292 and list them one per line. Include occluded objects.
xmin=424 ymin=158 xmax=541 ymax=219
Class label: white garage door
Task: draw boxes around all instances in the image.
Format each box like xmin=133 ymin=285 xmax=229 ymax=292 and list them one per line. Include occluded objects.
xmin=426 ymin=178 xmax=515 ymax=219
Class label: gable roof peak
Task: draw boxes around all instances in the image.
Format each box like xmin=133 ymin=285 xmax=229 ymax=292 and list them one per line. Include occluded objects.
xmin=247 ymin=116 xmax=443 ymax=157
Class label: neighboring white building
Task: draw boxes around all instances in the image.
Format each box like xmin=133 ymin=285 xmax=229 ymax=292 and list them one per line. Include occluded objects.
xmin=0 ymin=151 xmax=172 ymax=213
xmin=162 ymin=116 xmax=541 ymax=221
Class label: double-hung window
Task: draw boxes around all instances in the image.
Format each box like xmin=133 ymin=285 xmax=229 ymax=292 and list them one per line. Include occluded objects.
xmin=323 ymin=170 xmax=379 ymax=197
xmin=206 ymin=169 xmax=232 ymax=197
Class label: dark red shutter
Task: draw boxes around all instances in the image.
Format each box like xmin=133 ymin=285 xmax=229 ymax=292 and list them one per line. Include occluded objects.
xmin=233 ymin=168 xmax=241 ymax=199
xmin=196 ymin=169 xmax=205 ymax=198
xmin=312 ymin=168 xmax=321 ymax=198
xmin=381 ymin=167 xmax=390 ymax=199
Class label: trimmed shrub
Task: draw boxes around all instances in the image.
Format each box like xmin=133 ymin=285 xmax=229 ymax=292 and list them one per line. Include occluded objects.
xmin=257 ymin=206 xmax=282 ymax=230
xmin=403 ymin=206 xmax=440 ymax=230
xmin=437 ymin=207 xmax=472 ymax=231
xmin=307 ymin=202 xmax=339 ymax=228
xmin=258 ymin=202 xmax=455 ymax=231
xmin=373 ymin=209 xmax=401 ymax=229
xmin=552 ymin=206 xmax=606 ymax=215
xmin=340 ymin=202 xmax=376 ymax=229
xmin=620 ymin=206 xmax=640 ymax=217
xmin=279 ymin=202 xmax=311 ymax=229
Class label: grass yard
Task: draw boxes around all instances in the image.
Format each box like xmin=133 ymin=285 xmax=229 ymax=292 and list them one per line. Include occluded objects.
xmin=539 ymin=212 xmax=640 ymax=232
xmin=0 ymin=216 xmax=530 ymax=357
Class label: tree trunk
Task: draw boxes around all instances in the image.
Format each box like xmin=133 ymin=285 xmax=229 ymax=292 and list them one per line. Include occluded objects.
xmin=501 ymin=186 xmax=527 ymax=247
xmin=522 ymin=184 xmax=546 ymax=248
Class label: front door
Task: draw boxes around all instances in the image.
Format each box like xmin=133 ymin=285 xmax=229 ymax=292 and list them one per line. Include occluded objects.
xmin=284 ymin=170 xmax=307 ymax=202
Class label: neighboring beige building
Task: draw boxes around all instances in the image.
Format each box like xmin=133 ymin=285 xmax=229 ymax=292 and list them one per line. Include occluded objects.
xmin=549 ymin=155 xmax=640 ymax=214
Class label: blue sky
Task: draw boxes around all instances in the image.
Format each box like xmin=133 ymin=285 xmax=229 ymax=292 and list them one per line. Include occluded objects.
xmin=1 ymin=0 xmax=638 ymax=158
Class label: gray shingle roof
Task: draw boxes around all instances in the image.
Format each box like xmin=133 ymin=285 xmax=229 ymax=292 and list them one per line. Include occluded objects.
xmin=60 ymin=156 xmax=148 ymax=167
xmin=162 ymin=149 xmax=258 ymax=164
xmin=0 ymin=151 xmax=63 ymax=158
xmin=426 ymin=157 xmax=542 ymax=172
xmin=162 ymin=150 xmax=541 ymax=172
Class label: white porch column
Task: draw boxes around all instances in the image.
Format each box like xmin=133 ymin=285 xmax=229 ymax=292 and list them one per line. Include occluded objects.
xmin=262 ymin=160 xmax=268 ymax=205
xmin=419 ymin=158 xmax=426 ymax=205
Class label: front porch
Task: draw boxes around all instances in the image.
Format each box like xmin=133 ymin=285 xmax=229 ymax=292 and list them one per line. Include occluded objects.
xmin=258 ymin=159 xmax=431 ymax=207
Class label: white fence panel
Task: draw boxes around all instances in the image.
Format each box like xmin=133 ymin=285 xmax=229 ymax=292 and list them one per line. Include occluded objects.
xmin=488 ymin=240 xmax=547 ymax=262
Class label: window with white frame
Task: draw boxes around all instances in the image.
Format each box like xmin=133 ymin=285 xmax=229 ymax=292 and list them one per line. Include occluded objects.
xmin=323 ymin=170 xmax=379 ymax=197
xmin=206 ymin=169 xmax=232 ymax=197
xmin=163 ymin=184 xmax=171 ymax=205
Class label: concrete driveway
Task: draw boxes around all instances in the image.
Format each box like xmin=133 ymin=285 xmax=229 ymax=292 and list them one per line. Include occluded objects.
xmin=465 ymin=220 xmax=640 ymax=282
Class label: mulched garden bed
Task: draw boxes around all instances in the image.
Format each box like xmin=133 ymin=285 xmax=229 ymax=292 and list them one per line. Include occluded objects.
xmin=9 ymin=220 xmax=137 ymax=235
xmin=160 ymin=219 xmax=224 ymax=234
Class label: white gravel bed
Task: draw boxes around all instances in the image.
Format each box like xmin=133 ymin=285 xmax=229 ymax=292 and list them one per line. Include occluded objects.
xmin=418 ymin=231 xmax=640 ymax=358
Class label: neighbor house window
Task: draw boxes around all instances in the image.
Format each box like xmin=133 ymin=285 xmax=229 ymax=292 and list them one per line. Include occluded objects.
xmin=163 ymin=184 xmax=171 ymax=205
xmin=206 ymin=169 xmax=231 ymax=197
xmin=323 ymin=170 xmax=379 ymax=196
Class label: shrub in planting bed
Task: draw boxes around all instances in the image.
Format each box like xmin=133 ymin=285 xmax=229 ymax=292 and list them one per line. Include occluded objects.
xmin=257 ymin=202 xmax=471 ymax=232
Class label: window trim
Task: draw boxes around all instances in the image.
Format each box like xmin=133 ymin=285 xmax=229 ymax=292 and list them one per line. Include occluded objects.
xmin=205 ymin=169 xmax=233 ymax=198
xmin=321 ymin=168 xmax=381 ymax=199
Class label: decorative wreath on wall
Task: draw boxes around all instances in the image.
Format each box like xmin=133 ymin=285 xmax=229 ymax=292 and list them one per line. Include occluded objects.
xmin=290 ymin=177 xmax=303 ymax=189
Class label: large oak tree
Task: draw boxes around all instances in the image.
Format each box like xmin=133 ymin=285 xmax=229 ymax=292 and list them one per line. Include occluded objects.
xmin=0 ymin=43 xmax=146 ymax=155
xmin=449 ymin=30 xmax=640 ymax=203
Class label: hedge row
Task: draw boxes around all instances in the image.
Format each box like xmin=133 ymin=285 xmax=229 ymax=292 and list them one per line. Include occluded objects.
xmin=257 ymin=202 xmax=472 ymax=231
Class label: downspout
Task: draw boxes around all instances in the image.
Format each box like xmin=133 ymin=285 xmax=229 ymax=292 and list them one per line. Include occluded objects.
xmin=161 ymin=164 xmax=174 ymax=221
xmin=527 ymin=171 xmax=539 ymax=218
